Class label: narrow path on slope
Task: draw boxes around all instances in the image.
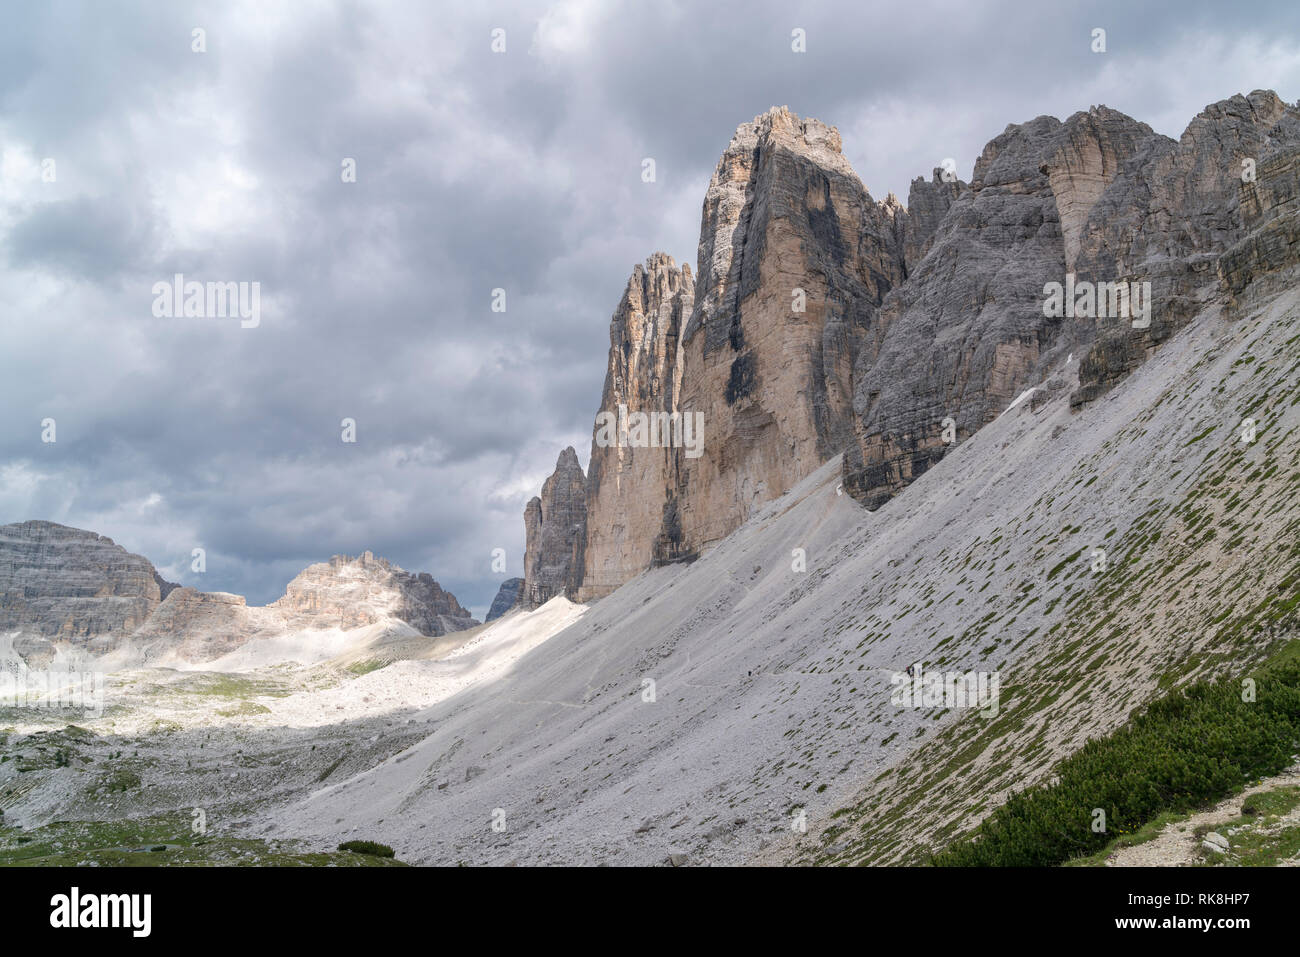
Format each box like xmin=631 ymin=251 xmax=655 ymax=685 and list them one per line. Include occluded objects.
xmin=1106 ymin=762 xmax=1300 ymax=866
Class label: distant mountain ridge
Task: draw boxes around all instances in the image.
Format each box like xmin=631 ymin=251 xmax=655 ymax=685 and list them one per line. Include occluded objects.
xmin=0 ymin=520 xmax=477 ymax=665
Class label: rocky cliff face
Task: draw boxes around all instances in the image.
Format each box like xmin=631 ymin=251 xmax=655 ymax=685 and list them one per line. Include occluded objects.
xmin=0 ymin=521 xmax=166 ymax=659
xmin=153 ymin=571 xmax=181 ymax=601
xmin=675 ymin=107 xmax=907 ymax=548
xmin=1070 ymin=91 xmax=1300 ymax=407
xmin=843 ymin=94 xmax=1300 ymax=506
xmin=540 ymin=107 xmax=909 ymax=601
xmin=841 ymin=107 xmax=1159 ymax=506
xmin=270 ymin=551 xmax=477 ymax=636
xmin=577 ymin=254 xmax=694 ymax=600
xmin=522 ymin=447 xmax=587 ymax=606
xmin=900 ymin=170 xmax=963 ymax=270
xmin=523 ymin=91 xmax=1300 ymax=600
xmin=486 ymin=578 xmax=523 ymax=621
xmin=1044 ymin=108 xmax=1162 ymax=272
xmin=1221 ymin=135 xmax=1300 ymax=299
xmin=130 ymin=588 xmax=268 ymax=661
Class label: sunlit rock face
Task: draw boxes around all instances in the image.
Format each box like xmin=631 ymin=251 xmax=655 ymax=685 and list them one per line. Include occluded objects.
xmin=578 ymin=254 xmax=694 ymax=601
xmin=269 ymin=551 xmax=476 ymax=635
xmin=0 ymin=520 xmax=477 ymax=665
xmin=675 ymin=107 xmax=907 ymax=549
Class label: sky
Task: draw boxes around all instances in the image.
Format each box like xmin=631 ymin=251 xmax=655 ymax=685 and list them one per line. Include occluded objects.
xmin=2 ymin=0 xmax=1298 ymax=618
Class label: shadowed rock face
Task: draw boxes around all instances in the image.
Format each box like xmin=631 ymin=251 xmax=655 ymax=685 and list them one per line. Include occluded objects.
xmin=1221 ymin=138 xmax=1300 ymax=298
xmin=153 ymin=571 xmax=181 ymax=601
xmin=0 ymin=521 xmax=167 ymax=658
xmin=842 ymin=94 xmax=1300 ymax=508
xmin=676 ymin=106 xmax=907 ymax=549
xmin=902 ymin=170 xmax=964 ymax=270
xmin=841 ymin=109 xmax=1156 ymax=507
xmin=522 ymin=447 xmax=587 ymax=606
xmin=1070 ymin=91 xmax=1300 ymax=407
xmin=486 ymin=578 xmax=524 ymax=621
xmin=578 ymin=254 xmax=694 ymax=601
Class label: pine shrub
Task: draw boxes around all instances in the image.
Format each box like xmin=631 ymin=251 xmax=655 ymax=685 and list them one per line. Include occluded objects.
xmin=933 ymin=657 xmax=1300 ymax=866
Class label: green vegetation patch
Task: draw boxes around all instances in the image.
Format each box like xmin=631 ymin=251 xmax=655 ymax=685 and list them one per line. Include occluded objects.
xmin=0 ymin=813 xmax=405 ymax=867
xmin=168 ymin=673 xmax=291 ymax=700
xmin=934 ymin=643 xmax=1300 ymax=866
xmin=338 ymin=840 xmax=395 ymax=858
xmin=1063 ymin=810 xmax=1191 ymax=866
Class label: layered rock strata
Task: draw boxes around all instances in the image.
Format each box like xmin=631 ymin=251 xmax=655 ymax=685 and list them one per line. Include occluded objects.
xmin=521 ymin=448 xmax=587 ymax=606
xmin=1070 ymin=91 xmax=1300 ymax=407
xmin=577 ymin=254 xmax=694 ymax=600
xmin=0 ymin=521 xmax=166 ymax=658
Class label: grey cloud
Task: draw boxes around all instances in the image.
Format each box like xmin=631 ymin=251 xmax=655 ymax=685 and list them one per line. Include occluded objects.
xmin=1 ymin=0 xmax=1297 ymax=617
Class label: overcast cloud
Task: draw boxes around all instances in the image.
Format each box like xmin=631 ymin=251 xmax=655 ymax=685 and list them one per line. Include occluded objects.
xmin=2 ymin=0 xmax=1298 ymax=617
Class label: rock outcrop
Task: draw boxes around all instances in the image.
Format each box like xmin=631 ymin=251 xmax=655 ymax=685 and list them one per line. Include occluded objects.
xmin=0 ymin=521 xmax=477 ymax=664
xmin=153 ymin=571 xmax=181 ymax=601
xmin=521 ymin=91 xmax=1300 ymax=600
xmin=842 ymin=95 xmax=1300 ymax=506
xmin=841 ymin=107 xmax=1160 ymax=506
xmin=578 ymin=254 xmax=694 ymax=600
xmin=675 ymin=107 xmax=907 ymax=548
xmin=539 ymin=108 xmax=911 ymax=601
xmin=1221 ymin=136 xmax=1300 ymax=298
xmin=522 ymin=447 xmax=587 ymax=606
xmin=900 ymin=170 xmax=963 ymax=271
xmin=270 ymin=551 xmax=477 ymax=636
xmin=0 ymin=521 xmax=166 ymax=658
xmin=1043 ymin=108 xmax=1162 ymax=272
xmin=1070 ymin=91 xmax=1300 ymax=407
xmin=130 ymin=588 xmax=267 ymax=661
xmin=486 ymin=578 xmax=524 ymax=621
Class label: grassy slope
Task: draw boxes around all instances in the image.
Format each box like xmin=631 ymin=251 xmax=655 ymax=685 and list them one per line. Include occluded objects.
xmin=933 ymin=639 xmax=1300 ymax=865
xmin=0 ymin=810 xmax=405 ymax=866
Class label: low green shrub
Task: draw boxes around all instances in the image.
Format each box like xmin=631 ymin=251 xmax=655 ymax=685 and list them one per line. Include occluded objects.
xmin=338 ymin=840 xmax=395 ymax=858
xmin=934 ymin=648 xmax=1300 ymax=866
